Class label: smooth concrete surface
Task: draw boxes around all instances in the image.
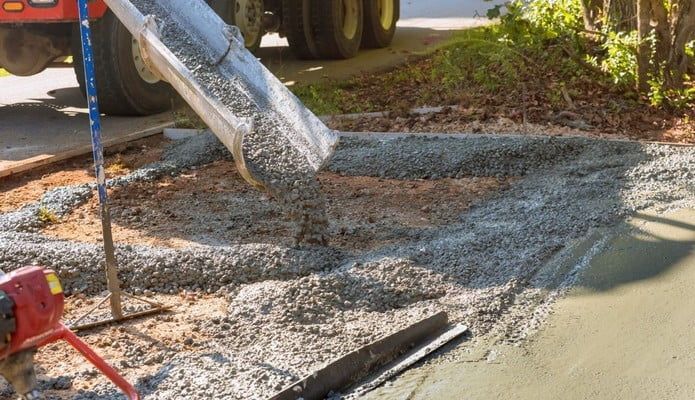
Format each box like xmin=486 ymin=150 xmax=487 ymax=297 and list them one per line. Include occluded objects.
xmin=0 ymin=0 xmax=492 ymax=173
xmin=365 ymin=208 xmax=695 ymax=400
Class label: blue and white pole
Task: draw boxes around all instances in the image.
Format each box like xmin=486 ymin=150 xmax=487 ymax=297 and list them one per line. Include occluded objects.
xmin=76 ymin=0 xmax=124 ymax=319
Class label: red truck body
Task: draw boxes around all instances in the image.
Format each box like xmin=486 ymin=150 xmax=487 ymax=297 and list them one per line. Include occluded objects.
xmin=0 ymin=0 xmax=107 ymax=22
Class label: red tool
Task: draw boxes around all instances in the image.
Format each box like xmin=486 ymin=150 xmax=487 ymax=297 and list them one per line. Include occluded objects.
xmin=0 ymin=266 xmax=139 ymax=400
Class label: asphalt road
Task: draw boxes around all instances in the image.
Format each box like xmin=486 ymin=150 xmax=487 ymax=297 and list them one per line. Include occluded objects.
xmin=0 ymin=0 xmax=493 ymax=174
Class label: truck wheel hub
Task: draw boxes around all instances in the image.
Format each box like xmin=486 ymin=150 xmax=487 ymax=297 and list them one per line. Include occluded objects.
xmin=377 ymin=0 xmax=394 ymax=30
xmin=131 ymin=38 xmax=160 ymax=84
xmin=341 ymin=0 xmax=360 ymax=40
xmin=235 ymin=0 xmax=263 ymax=47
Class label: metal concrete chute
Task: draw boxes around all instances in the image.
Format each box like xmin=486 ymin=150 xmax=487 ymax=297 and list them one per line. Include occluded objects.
xmin=102 ymin=0 xmax=339 ymax=189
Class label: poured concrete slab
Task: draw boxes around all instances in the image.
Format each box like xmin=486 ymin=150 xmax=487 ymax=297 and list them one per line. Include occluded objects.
xmin=365 ymin=208 xmax=695 ymax=400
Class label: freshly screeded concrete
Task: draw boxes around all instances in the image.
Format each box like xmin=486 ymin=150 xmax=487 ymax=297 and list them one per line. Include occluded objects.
xmin=0 ymin=132 xmax=693 ymax=399
xmin=365 ymin=209 xmax=695 ymax=400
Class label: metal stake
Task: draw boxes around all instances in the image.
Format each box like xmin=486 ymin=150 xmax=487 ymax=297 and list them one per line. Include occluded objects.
xmin=73 ymin=0 xmax=167 ymax=331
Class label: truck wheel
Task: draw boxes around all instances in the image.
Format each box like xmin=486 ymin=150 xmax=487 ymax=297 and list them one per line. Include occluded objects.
xmin=312 ymin=0 xmax=363 ymax=59
xmin=362 ymin=0 xmax=399 ymax=48
xmin=282 ymin=0 xmax=319 ymax=59
xmin=232 ymin=0 xmax=265 ymax=52
xmin=72 ymin=11 xmax=172 ymax=116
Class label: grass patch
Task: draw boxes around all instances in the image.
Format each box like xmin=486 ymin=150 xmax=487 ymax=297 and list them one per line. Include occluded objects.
xmin=290 ymin=25 xmax=620 ymax=116
xmin=37 ymin=207 xmax=59 ymax=225
xmin=105 ymin=154 xmax=132 ymax=175
xmin=173 ymin=110 xmax=207 ymax=129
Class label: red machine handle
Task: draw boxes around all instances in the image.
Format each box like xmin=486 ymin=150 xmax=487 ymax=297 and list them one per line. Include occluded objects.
xmin=40 ymin=324 xmax=140 ymax=400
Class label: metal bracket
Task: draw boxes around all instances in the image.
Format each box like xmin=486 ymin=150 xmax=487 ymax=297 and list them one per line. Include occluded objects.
xmin=224 ymin=24 xmax=245 ymax=45
xmin=136 ymin=15 xmax=168 ymax=82
xmin=214 ymin=24 xmax=244 ymax=65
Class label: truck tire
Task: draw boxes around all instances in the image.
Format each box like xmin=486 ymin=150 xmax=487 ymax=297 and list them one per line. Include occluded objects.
xmin=282 ymin=0 xmax=319 ymax=59
xmin=72 ymin=11 xmax=172 ymax=116
xmin=312 ymin=0 xmax=363 ymax=59
xmin=362 ymin=0 xmax=399 ymax=48
xmin=232 ymin=0 xmax=265 ymax=52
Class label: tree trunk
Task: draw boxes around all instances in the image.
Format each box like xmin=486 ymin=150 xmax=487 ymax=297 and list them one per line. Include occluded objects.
xmin=636 ymin=0 xmax=674 ymax=92
xmin=603 ymin=0 xmax=637 ymax=31
xmin=649 ymin=0 xmax=671 ymax=61
xmin=665 ymin=0 xmax=695 ymax=90
xmin=581 ymin=0 xmax=603 ymax=31
xmin=636 ymin=0 xmax=654 ymax=92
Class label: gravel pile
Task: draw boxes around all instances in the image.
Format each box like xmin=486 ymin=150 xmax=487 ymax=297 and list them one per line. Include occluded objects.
xmin=328 ymin=134 xmax=587 ymax=179
xmin=1 ymin=131 xmax=692 ymax=399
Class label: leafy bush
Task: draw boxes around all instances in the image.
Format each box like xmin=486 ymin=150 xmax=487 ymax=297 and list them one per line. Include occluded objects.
xmin=491 ymin=0 xmax=695 ymax=108
xmin=588 ymin=30 xmax=638 ymax=86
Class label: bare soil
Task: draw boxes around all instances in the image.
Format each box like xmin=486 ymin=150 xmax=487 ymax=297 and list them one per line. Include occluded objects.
xmin=27 ymin=294 xmax=229 ymax=399
xmin=1 ymin=136 xmax=511 ymax=399
xmin=328 ymin=108 xmax=695 ymax=143
xmin=0 ymin=136 xmax=167 ymax=213
xmin=41 ymin=159 xmax=510 ymax=251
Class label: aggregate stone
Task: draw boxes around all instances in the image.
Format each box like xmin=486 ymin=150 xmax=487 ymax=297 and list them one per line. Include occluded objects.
xmin=2 ymin=131 xmax=691 ymax=399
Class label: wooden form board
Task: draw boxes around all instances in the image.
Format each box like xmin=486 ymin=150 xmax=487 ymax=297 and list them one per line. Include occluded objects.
xmin=0 ymin=122 xmax=172 ymax=179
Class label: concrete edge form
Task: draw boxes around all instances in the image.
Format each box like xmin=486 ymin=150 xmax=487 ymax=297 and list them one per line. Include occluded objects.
xmin=352 ymin=323 xmax=469 ymax=397
xmin=0 ymin=121 xmax=173 ymax=179
xmin=268 ymin=311 xmax=449 ymax=400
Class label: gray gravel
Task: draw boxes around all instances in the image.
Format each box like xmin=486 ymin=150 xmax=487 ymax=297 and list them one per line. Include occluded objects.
xmin=1 ymin=131 xmax=693 ymax=399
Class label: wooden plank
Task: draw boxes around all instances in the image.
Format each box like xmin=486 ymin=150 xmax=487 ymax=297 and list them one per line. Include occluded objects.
xmin=352 ymin=323 xmax=469 ymax=396
xmin=269 ymin=311 xmax=448 ymax=400
xmin=0 ymin=122 xmax=172 ymax=179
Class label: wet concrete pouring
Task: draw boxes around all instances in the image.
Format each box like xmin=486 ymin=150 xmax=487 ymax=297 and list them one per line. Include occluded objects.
xmin=131 ymin=0 xmax=333 ymax=246
xmin=0 ymin=130 xmax=693 ymax=399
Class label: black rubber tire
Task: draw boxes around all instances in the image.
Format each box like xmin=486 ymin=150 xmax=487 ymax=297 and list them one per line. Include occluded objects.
xmin=231 ymin=0 xmax=264 ymax=53
xmin=312 ymin=0 xmax=363 ymax=59
xmin=72 ymin=11 xmax=172 ymax=116
xmin=362 ymin=0 xmax=399 ymax=48
xmin=282 ymin=0 xmax=319 ymax=59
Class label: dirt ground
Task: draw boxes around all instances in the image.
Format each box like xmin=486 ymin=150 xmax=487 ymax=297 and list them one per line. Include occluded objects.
xmin=327 ymin=108 xmax=694 ymax=144
xmin=0 ymin=136 xmax=166 ymax=213
xmin=0 ymin=135 xmax=511 ymax=398
xmin=20 ymin=293 xmax=230 ymax=399
xmin=40 ymin=159 xmax=510 ymax=251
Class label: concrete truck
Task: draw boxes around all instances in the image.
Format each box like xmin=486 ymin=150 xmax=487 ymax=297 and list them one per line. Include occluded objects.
xmin=0 ymin=0 xmax=399 ymax=115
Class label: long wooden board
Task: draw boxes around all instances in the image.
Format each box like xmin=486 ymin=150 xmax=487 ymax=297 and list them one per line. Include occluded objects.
xmin=0 ymin=122 xmax=172 ymax=179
